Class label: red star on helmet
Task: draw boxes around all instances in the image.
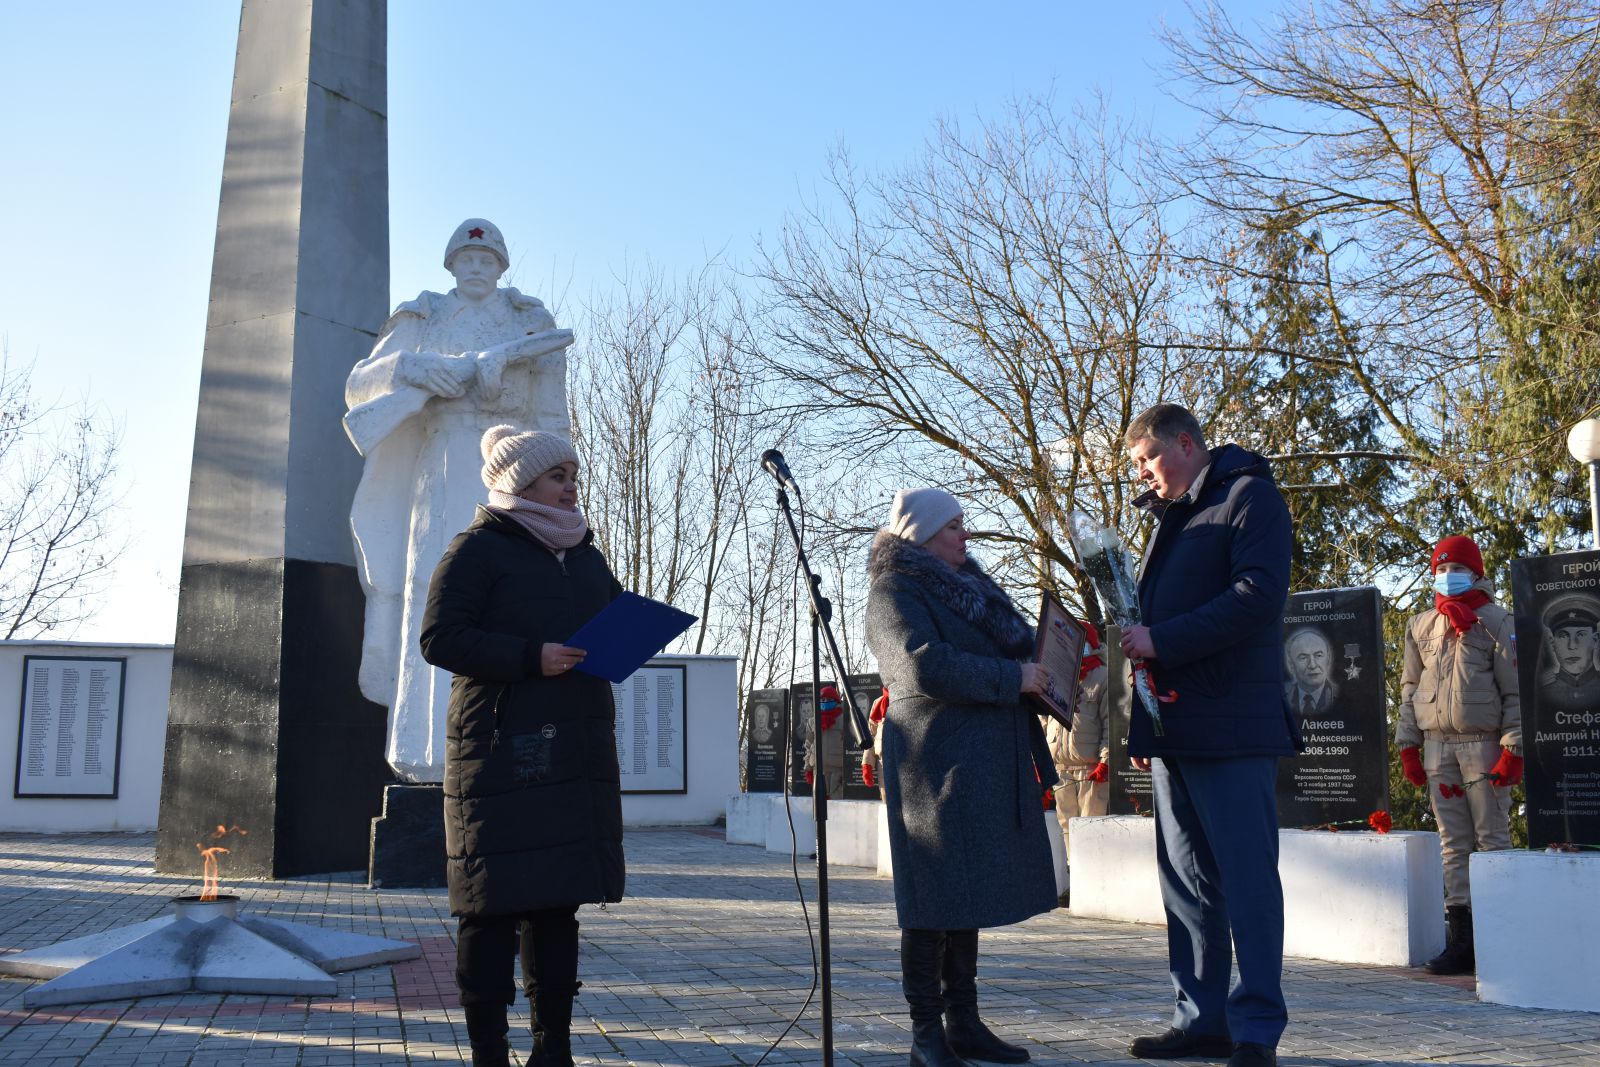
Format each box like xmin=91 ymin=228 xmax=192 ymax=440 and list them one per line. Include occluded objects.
xmin=468 ymin=227 xmax=485 ymax=239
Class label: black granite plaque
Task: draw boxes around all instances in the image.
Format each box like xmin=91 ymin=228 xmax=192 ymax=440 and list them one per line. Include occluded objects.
xmin=1103 ymin=627 xmax=1153 ymax=815
xmin=1511 ymin=550 xmax=1600 ymax=849
xmin=744 ymin=689 xmax=788 ymax=793
xmin=1277 ymin=587 xmax=1389 ymax=827
xmin=788 ymin=683 xmax=814 ymax=794
xmin=368 ymin=783 xmax=446 ymax=888
xmin=843 ymin=673 xmax=883 ymax=800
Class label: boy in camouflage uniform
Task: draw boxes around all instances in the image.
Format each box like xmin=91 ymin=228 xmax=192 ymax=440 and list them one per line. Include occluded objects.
xmin=1395 ymin=534 xmax=1522 ymax=976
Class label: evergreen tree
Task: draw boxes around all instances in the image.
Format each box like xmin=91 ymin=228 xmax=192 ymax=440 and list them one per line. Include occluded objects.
xmin=1221 ymin=206 xmax=1410 ymax=592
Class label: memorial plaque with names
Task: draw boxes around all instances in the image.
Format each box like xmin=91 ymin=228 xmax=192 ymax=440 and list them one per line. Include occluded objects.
xmin=1277 ymin=587 xmax=1389 ymax=827
xmin=1102 ymin=627 xmax=1153 ymax=815
xmin=1511 ymin=550 xmax=1600 ymax=849
xmin=743 ymin=689 xmax=788 ymax=793
xmin=611 ymin=664 xmax=687 ymax=794
xmin=842 ymin=672 xmax=882 ymax=800
xmin=15 ymin=656 xmax=127 ymax=799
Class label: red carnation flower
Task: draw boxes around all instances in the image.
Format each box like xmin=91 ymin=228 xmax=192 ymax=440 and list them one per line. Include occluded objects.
xmin=1368 ymin=811 xmax=1392 ymax=834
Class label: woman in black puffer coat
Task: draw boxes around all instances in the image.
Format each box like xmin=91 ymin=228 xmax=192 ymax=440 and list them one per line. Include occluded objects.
xmin=420 ymin=424 xmax=624 ymax=1067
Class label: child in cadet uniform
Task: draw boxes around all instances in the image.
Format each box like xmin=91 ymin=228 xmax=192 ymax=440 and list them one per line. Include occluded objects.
xmin=804 ymin=684 xmax=849 ymax=799
xmin=1045 ymin=623 xmax=1111 ymax=908
xmin=1395 ymin=534 xmax=1522 ymax=976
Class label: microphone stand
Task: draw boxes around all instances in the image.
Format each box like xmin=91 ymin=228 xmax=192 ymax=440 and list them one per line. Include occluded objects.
xmin=771 ymin=478 xmax=870 ymax=1067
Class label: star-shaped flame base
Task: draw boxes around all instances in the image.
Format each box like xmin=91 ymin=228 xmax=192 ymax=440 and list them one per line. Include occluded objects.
xmin=0 ymin=897 xmax=420 ymax=1008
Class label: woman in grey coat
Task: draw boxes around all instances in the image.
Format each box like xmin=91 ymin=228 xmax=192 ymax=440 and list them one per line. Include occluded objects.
xmin=866 ymin=487 xmax=1060 ymax=1067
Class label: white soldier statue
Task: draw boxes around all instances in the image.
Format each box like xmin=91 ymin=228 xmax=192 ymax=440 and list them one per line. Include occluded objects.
xmin=344 ymin=218 xmax=575 ymax=782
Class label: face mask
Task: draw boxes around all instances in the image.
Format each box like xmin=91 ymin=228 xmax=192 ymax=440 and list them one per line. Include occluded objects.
xmin=1433 ymin=571 xmax=1474 ymax=597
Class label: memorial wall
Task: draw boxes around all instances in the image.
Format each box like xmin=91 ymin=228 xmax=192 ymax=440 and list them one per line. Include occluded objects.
xmin=1 ymin=643 xmax=737 ymax=835
xmin=0 ymin=642 xmax=173 ymax=832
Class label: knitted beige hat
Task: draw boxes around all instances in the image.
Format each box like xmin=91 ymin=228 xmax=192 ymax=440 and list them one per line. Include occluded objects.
xmin=886 ymin=487 xmax=962 ymax=545
xmin=480 ymin=424 xmax=579 ymax=494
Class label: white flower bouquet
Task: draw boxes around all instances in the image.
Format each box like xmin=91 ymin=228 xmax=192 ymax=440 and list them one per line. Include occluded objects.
xmin=1067 ymin=511 xmax=1171 ymax=736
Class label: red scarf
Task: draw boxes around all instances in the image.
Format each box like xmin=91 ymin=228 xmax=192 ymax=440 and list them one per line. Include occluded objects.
xmin=1435 ymin=588 xmax=1491 ymax=635
xmin=1079 ymin=621 xmax=1105 ymax=680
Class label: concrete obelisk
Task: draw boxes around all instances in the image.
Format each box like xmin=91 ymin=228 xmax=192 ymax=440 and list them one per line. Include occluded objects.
xmin=156 ymin=0 xmax=392 ymax=878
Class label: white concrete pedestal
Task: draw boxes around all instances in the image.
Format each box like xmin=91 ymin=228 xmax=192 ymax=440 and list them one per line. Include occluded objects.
xmin=766 ymin=796 xmax=816 ymax=854
xmin=1069 ymin=815 xmax=1164 ymax=923
xmin=724 ymin=793 xmax=769 ymax=846
xmin=820 ymin=799 xmax=883 ymax=867
xmin=1472 ymin=850 xmax=1600 ymax=1013
xmin=1070 ymin=816 xmax=1447 ymax=966
xmin=726 ymin=796 xmax=1063 ymax=892
xmin=1279 ymin=829 xmax=1444 ymax=966
xmin=724 ymin=794 xmax=887 ymax=866
xmin=1044 ymin=812 xmax=1070 ymax=896
xmin=877 ymin=802 xmax=893 ymax=876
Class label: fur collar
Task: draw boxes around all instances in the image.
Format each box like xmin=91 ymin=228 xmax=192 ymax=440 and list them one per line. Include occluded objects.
xmin=868 ymin=530 xmax=1034 ymax=657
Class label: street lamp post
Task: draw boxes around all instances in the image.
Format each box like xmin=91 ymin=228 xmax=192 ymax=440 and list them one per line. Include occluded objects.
xmin=1568 ymin=418 xmax=1600 ymax=549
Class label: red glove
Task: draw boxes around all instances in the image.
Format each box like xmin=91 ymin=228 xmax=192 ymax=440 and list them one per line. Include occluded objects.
xmin=1400 ymin=746 xmax=1426 ymax=788
xmin=1490 ymin=748 xmax=1524 ymax=788
xmin=1080 ymin=617 xmax=1106 ymax=679
xmin=870 ymin=687 xmax=888 ymax=724
xmin=862 ymin=762 xmax=875 ymax=788
xmin=804 ymin=770 xmax=814 ymax=787
xmin=1087 ymin=762 xmax=1109 ymax=783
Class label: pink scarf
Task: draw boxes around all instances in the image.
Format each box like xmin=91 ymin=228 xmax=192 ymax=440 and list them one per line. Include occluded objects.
xmin=487 ymin=490 xmax=589 ymax=552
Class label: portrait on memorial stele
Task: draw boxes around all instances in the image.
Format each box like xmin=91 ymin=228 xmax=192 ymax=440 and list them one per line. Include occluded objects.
xmin=1277 ymin=587 xmax=1388 ymax=828
xmin=1511 ymin=550 xmax=1600 ymax=848
xmin=343 ymin=218 xmax=576 ymax=783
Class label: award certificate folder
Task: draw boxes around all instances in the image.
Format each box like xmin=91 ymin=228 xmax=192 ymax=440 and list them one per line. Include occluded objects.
xmin=1025 ymin=592 xmax=1086 ymax=729
xmin=567 ymin=592 xmax=698 ymax=683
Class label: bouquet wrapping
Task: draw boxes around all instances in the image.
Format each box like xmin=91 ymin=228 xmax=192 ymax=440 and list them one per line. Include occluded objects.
xmin=1067 ymin=511 xmax=1172 ymax=736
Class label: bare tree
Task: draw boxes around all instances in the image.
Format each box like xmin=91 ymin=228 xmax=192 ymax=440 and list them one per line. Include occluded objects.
xmin=568 ymin=266 xmax=813 ymax=698
xmin=570 ymin=265 xmax=700 ymax=604
xmin=758 ymin=97 xmax=1225 ymax=618
xmin=1162 ymin=0 xmax=1600 ymax=555
xmin=0 ymin=346 xmax=125 ymax=638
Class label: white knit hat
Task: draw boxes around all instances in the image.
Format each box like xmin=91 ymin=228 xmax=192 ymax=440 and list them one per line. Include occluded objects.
xmin=444 ymin=218 xmax=510 ymax=272
xmin=480 ymin=424 xmax=579 ymax=494
xmin=886 ymin=487 xmax=962 ymax=545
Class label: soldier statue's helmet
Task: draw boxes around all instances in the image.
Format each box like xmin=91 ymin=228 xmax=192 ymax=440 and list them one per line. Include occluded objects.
xmin=444 ymin=218 xmax=510 ymax=272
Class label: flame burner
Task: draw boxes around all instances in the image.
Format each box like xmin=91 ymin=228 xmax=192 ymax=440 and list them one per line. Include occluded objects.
xmin=0 ymin=893 xmax=420 ymax=1008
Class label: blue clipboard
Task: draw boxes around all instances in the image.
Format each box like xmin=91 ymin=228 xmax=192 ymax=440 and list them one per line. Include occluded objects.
xmin=567 ymin=592 xmax=699 ymax=683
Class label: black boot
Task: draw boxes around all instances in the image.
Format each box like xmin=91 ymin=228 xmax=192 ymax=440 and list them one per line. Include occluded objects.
xmin=463 ymin=1002 xmax=511 ymax=1067
xmin=1425 ymin=905 xmax=1475 ymax=976
xmin=942 ymin=929 xmax=1029 ymax=1063
xmin=902 ymin=929 xmax=972 ymax=1067
xmin=531 ymin=983 xmax=579 ymax=1067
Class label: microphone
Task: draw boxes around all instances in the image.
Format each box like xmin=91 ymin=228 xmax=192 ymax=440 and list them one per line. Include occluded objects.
xmin=759 ymin=449 xmax=799 ymax=492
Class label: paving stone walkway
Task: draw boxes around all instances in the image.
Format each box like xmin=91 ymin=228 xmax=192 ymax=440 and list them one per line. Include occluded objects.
xmin=0 ymin=828 xmax=1594 ymax=1066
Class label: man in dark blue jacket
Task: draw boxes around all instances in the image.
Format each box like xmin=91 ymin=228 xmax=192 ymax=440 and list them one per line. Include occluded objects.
xmin=1118 ymin=404 xmax=1297 ymax=1067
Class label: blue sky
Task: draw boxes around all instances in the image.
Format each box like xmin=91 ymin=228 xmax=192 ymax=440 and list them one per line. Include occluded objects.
xmin=0 ymin=0 xmax=1273 ymax=643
